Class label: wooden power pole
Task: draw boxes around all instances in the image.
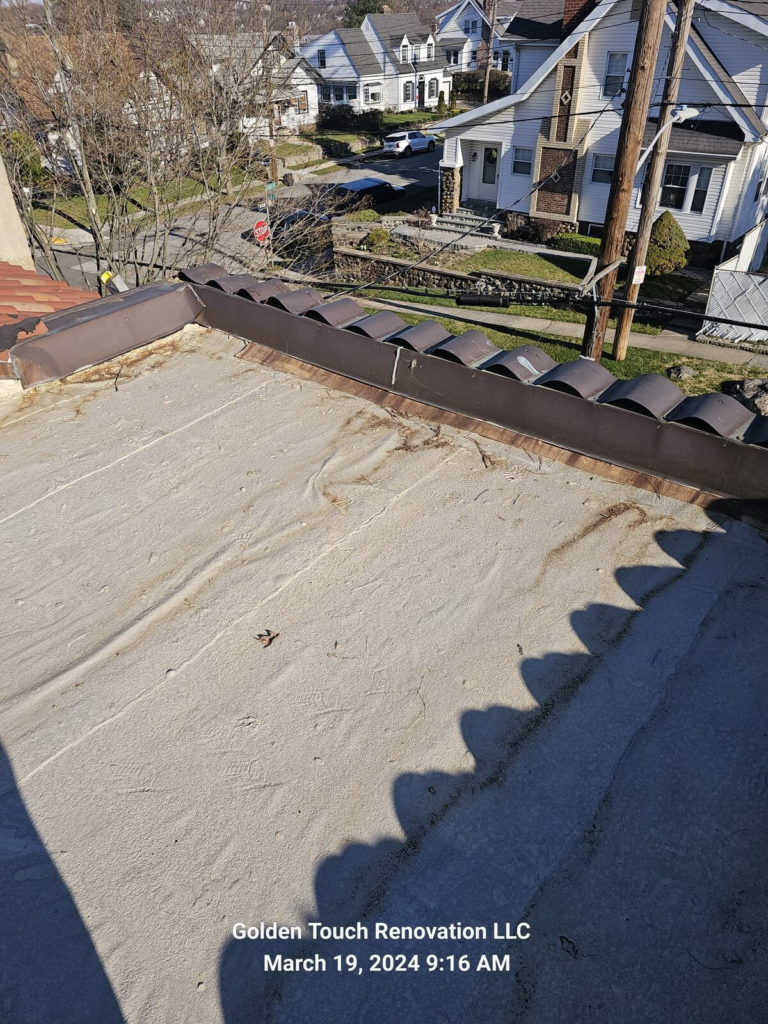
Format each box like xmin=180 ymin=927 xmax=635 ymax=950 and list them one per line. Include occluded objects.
xmin=580 ymin=0 xmax=668 ymax=361
xmin=612 ymin=0 xmax=696 ymax=359
xmin=482 ymin=0 xmax=499 ymax=105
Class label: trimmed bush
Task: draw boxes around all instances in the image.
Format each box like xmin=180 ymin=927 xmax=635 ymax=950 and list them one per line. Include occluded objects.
xmin=646 ymin=210 xmax=690 ymax=275
xmin=547 ymin=233 xmax=601 ymax=256
xmin=362 ymin=227 xmax=390 ymax=252
xmin=437 ymin=92 xmax=448 ymax=116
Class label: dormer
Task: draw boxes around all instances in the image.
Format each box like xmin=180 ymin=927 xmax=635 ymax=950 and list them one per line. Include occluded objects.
xmin=399 ymin=35 xmax=410 ymax=63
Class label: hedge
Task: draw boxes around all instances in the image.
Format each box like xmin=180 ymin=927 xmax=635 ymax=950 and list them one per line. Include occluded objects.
xmin=547 ymin=233 xmax=601 ymax=256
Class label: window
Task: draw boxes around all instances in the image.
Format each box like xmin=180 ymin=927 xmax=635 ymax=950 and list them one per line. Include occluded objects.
xmin=501 ymin=49 xmax=510 ymax=71
xmin=413 ymin=45 xmax=421 ymax=61
xmin=427 ymin=43 xmax=433 ymax=59
xmin=366 ymin=83 xmax=382 ymax=104
xmin=754 ymin=162 xmax=765 ymax=202
xmin=591 ymin=153 xmax=615 ymax=184
xmin=691 ymin=165 xmax=712 ymax=213
xmin=334 ymin=84 xmax=344 ymax=102
xmin=603 ymin=52 xmax=627 ymax=97
xmin=448 ymin=49 xmax=459 ymax=65
xmin=463 ymin=18 xmax=471 ymax=32
xmin=428 ymin=77 xmax=438 ymax=98
xmin=660 ymin=163 xmax=691 ymax=210
xmin=297 ymin=91 xmax=308 ymax=113
xmin=320 ymin=85 xmax=331 ymax=102
xmin=318 ymin=49 xmax=326 ymax=69
xmin=347 ymin=84 xmax=357 ymax=101
xmin=512 ymin=146 xmax=533 ymax=175
xmin=404 ymin=81 xmax=413 ymax=102
xmin=472 ymin=19 xmax=478 ymax=32
xmin=401 ymin=45 xmax=408 ymax=61
xmin=471 ymin=50 xmax=478 ymax=63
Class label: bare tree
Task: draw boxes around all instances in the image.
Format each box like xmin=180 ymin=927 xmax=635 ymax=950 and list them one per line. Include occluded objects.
xmin=0 ymin=0 xmax=336 ymax=285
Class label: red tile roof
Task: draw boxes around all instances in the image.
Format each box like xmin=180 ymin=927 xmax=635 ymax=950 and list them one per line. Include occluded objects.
xmin=0 ymin=261 xmax=97 ymax=327
xmin=0 ymin=261 xmax=97 ymax=375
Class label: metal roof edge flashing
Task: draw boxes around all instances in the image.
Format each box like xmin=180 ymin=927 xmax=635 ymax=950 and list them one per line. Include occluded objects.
xmin=9 ymin=282 xmax=203 ymax=388
xmin=192 ymin=283 xmax=768 ymax=502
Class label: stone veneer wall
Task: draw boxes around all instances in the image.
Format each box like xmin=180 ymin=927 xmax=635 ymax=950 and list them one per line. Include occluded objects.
xmin=439 ymin=167 xmax=461 ymax=215
xmin=333 ymin=247 xmax=583 ymax=304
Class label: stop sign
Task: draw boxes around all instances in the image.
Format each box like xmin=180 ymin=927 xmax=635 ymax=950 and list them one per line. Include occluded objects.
xmin=253 ymin=220 xmax=270 ymax=246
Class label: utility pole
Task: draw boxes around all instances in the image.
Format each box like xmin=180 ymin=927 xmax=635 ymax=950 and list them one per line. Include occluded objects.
xmin=482 ymin=0 xmax=498 ymax=106
xmin=580 ymin=0 xmax=667 ymax=361
xmin=612 ymin=0 xmax=695 ymax=359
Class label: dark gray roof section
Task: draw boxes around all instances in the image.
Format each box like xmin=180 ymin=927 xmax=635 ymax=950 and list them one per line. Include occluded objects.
xmin=367 ymin=14 xmax=435 ymax=73
xmin=642 ymin=120 xmax=744 ymax=157
xmin=336 ymin=28 xmax=383 ymax=78
xmin=688 ymin=21 xmax=767 ymax=138
xmin=500 ymin=0 xmax=564 ymax=41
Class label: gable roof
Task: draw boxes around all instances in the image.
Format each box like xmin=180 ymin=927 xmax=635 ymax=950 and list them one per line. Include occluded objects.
xmin=365 ymin=14 xmax=436 ymax=73
xmin=435 ymin=0 xmax=767 ymax=139
xmin=335 ymin=28 xmax=383 ymax=78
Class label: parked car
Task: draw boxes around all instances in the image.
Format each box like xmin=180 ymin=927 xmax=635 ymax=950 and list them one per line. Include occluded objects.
xmin=383 ymin=131 xmax=437 ymax=158
xmin=315 ymin=177 xmax=406 ymax=211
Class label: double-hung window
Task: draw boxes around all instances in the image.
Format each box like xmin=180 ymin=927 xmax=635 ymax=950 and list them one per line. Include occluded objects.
xmin=603 ymin=52 xmax=627 ymax=97
xmin=660 ymin=163 xmax=690 ymax=210
xmin=591 ymin=153 xmax=615 ymax=184
xmin=463 ymin=18 xmax=471 ymax=32
xmin=401 ymin=44 xmax=408 ymax=61
xmin=366 ymin=83 xmax=382 ymax=104
xmin=346 ymin=84 xmax=357 ymax=101
xmin=317 ymin=49 xmax=326 ymax=69
xmin=428 ymin=78 xmax=438 ymax=98
xmin=413 ymin=46 xmax=421 ymax=61
xmin=403 ymin=81 xmax=413 ymax=102
xmin=334 ymin=85 xmax=344 ymax=102
xmin=320 ymin=85 xmax=331 ymax=102
xmin=427 ymin=43 xmax=434 ymax=59
xmin=691 ymin=166 xmax=713 ymax=212
xmin=297 ymin=91 xmax=308 ymax=113
xmin=512 ymin=147 xmax=533 ymax=175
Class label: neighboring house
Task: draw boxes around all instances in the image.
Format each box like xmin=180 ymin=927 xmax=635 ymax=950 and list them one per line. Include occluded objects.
xmin=435 ymin=0 xmax=518 ymax=74
xmin=199 ymin=33 xmax=325 ymax=138
xmin=301 ymin=14 xmax=452 ymax=112
xmin=434 ymin=0 xmax=768 ymax=255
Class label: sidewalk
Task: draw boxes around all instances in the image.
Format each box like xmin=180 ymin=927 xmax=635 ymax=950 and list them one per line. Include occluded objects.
xmin=360 ymin=296 xmax=768 ymax=370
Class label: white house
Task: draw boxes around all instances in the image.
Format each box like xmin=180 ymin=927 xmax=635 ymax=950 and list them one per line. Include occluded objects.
xmin=435 ymin=0 xmax=518 ymax=74
xmin=301 ymin=14 xmax=452 ymax=113
xmin=434 ymin=0 xmax=768 ymax=255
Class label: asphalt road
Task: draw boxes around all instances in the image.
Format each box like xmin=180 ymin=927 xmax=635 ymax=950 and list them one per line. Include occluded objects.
xmin=42 ymin=145 xmax=443 ymax=290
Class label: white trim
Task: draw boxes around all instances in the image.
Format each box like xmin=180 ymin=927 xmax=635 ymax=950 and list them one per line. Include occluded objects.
xmin=433 ymin=0 xmax=619 ymax=130
xmin=711 ymin=158 xmax=735 ymax=238
xmin=698 ymin=0 xmax=768 ymax=40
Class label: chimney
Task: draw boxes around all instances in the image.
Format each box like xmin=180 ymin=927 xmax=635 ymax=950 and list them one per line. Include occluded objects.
xmin=561 ymin=0 xmax=598 ymax=39
xmin=380 ymin=4 xmax=392 ymax=12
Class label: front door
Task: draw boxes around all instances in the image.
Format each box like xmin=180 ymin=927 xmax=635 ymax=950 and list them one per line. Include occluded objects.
xmin=417 ymin=77 xmax=425 ymax=108
xmin=477 ymin=146 xmax=499 ymax=202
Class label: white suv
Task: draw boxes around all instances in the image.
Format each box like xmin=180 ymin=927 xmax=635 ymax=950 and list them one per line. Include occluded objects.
xmin=383 ymin=130 xmax=437 ymax=158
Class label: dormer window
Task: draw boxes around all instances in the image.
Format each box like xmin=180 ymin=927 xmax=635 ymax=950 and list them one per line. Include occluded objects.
xmin=463 ymin=18 xmax=471 ymax=32
xmin=413 ymin=45 xmax=421 ymax=61
xmin=401 ymin=44 xmax=408 ymax=61
xmin=427 ymin=43 xmax=433 ymax=59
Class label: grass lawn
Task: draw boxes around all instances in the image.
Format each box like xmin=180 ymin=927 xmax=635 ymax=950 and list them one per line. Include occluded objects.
xmin=274 ymin=141 xmax=317 ymax=158
xmin=452 ymin=248 xmax=589 ymax=284
xmin=383 ymin=309 xmax=761 ymax=396
xmin=635 ymin=273 xmax=702 ymax=304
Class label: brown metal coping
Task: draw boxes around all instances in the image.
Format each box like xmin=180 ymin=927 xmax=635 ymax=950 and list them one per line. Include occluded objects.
xmin=303 ymin=297 xmax=367 ymax=328
xmin=346 ymin=311 xmax=409 ymax=341
xmin=666 ymin=393 xmax=755 ymax=440
xmin=535 ymin=360 xmax=617 ymax=400
xmin=267 ymin=288 xmax=325 ymax=315
xmin=388 ymin=321 xmax=453 ymax=353
xmin=177 ymin=264 xmax=230 ymax=286
xmin=206 ymin=274 xmax=263 ymax=295
xmin=237 ymin=279 xmax=290 ymax=302
xmin=483 ymin=346 xmax=558 ymax=382
xmin=430 ymin=330 xmax=500 ymax=368
xmin=192 ymin=283 xmax=768 ymax=500
xmin=9 ymin=283 xmax=204 ymax=388
xmin=597 ymin=374 xmax=684 ymax=420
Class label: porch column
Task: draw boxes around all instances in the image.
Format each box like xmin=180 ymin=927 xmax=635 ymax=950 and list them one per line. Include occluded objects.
xmin=439 ymin=136 xmax=463 ymax=215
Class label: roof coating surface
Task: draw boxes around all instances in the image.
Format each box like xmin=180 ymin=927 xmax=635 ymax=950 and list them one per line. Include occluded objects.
xmin=1 ymin=327 xmax=767 ymax=1022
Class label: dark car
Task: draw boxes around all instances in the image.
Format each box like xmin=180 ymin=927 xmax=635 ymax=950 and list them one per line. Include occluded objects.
xmin=316 ymin=177 xmax=406 ymax=211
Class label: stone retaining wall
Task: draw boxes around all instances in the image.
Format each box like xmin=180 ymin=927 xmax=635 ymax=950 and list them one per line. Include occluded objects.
xmin=333 ymin=247 xmax=581 ymax=304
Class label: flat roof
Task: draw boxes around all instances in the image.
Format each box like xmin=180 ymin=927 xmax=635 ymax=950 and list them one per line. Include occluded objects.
xmin=2 ymin=326 xmax=767 ymax=1020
